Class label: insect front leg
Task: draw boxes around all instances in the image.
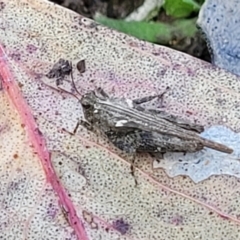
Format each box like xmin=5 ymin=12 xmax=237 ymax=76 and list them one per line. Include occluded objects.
xmin=61 ymin=118 xmax=95 ymax=137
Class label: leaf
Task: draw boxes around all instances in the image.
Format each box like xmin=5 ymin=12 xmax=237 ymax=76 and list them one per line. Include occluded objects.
xmin=163 ymin=0 xmax=201 ymax=18
xmin=1 ymin=0 xmax=240 ymax=239
xmin=0 ymin=50 xmax=81 ymax=238
xmin=95 ymin=13 xmax=198 ymax=44
xmin=197 ymin=0 xmax=240 ymax=76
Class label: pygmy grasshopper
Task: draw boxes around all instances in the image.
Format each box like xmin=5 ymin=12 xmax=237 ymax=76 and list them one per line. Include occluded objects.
xmin=80 ymin=88 xmax=233 ymax=155
xmin=45 ymin=59 xmax=233 ymax=156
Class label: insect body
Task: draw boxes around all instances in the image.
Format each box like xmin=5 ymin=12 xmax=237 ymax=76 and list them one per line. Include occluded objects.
xmin=45 ymin=59 xmax=233 ymax=155
xmin=80 ymin=88 xmax=233 ymax=154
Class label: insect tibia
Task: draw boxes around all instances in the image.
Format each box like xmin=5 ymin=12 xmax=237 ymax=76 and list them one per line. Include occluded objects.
xmin=201 ymin=138 xmax=233 ymax=154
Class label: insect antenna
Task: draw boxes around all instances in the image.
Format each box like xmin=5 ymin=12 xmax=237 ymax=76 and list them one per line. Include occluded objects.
xmin=42 ymin=79 xmax=81 ymax=102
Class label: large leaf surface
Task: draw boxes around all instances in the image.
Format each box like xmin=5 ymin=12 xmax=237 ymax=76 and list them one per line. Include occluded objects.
xmin=198 ymin=0 xmax=240 ymax=76
xmin=1 ymin=0 xmax=240 ymax=239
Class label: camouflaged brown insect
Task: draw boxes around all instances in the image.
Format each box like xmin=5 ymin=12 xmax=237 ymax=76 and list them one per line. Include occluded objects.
xmin=45 ymin=59 xmax=233 ymax=156
xmin=80 ymin=88 xmax=233 ymax=155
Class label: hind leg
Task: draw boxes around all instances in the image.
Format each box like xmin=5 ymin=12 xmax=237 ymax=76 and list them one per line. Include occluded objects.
xmin=132 ymin=87 xmax=170 ymax=105
xmin=105 ymin=130 xmax=140 ymax=186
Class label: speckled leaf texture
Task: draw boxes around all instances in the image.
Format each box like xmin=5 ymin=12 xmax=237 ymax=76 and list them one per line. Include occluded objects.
xmin=1 ymin=0 xmax=240 ymax=239
xmin=197 ymin=0 xmax=240 ymax=76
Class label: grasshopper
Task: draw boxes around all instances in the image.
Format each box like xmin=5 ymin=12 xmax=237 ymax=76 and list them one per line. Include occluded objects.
xmin=45 ymin=59 xmax=233 ymax=158
xmin=80 ymin=88 xmax=233 ymax=155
